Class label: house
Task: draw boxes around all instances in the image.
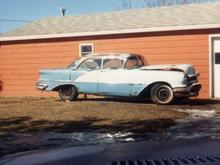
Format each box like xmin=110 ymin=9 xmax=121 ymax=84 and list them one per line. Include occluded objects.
xmin=0 ymin=2 xmax=220 ymax=98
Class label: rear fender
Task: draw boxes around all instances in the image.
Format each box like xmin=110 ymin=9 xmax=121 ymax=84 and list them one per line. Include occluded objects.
xmin=52 ymin=83 xmax=78 ymax=92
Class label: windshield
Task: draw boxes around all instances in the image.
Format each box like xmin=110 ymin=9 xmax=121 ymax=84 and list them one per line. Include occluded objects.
xmin=67 ymin=58 xmax=82 ymax=68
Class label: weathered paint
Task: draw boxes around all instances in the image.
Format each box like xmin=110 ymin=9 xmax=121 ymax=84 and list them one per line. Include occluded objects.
xmin=38 ymin=71 xmax=84 ymax=91
xmin=1 ymin=29 xmax=220 ymax=97
xmin=37 ymin=54 xmax=194 ymax=98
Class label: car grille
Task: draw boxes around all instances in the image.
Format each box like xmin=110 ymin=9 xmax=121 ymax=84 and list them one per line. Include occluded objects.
xmin=186 ymin=75 xmax=198 ymax=83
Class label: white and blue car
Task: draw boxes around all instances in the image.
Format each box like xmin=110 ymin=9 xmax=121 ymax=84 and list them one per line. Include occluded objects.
xmin=36 ymin=53 xmax=201 ymax=104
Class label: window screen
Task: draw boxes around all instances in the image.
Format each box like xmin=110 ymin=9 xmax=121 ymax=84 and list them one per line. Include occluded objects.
xmin=80 ymin=44 xmax=93 ymax=56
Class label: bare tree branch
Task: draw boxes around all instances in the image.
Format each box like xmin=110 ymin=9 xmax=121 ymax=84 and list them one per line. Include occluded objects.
xmin=116 ymin=0 xmax=202 ymax=10
xmin=117 ymin=0 xmax=136 ymax=10
xmin=144 ymin=0 xmax=202 ymax=7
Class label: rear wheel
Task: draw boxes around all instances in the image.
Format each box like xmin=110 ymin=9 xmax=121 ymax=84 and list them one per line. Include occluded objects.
xmin=59 ymin=86 xmax=78 ymax=101
xmin=150 ymin=83 xmax=174 ymax=105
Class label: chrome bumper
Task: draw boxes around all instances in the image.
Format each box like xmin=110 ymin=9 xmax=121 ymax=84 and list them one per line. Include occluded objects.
xmin=36 ymin=82 xmax=48 ymax=90
xmin=173 ymin=83 xmax=202 ymax=97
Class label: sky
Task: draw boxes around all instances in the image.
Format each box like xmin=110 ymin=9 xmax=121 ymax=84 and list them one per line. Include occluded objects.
xmin=0 ymin=0 xmax=219 ymax=33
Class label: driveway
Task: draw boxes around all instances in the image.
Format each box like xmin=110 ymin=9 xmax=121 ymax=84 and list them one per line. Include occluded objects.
xmin=0 ymin=97 xmax=220 ymax=157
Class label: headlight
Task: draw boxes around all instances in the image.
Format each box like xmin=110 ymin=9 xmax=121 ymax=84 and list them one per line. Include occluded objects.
xmin=185 ymin=75 xmax=198 ymax=83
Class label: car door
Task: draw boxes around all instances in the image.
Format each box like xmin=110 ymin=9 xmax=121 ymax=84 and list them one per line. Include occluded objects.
xmin=74 ymin=58 xmax=101 ymax=94
xmin=97 ymin=58 xmax=130 ymax=96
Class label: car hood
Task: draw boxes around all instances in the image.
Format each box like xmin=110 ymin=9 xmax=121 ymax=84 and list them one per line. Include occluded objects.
xmin=140 ymin=64 xmax=196 ymax=75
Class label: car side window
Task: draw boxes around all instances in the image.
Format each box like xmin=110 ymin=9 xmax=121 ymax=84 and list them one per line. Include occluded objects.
xmin=103 ymin=59 xmax=124 ymax=70
xmin=78 ymin=58 xmax=101 ymax=71
xmin=125 ymin=56 xmax=143 ymax=69
xmin=137 ymin=56 xmax=144 ymax=66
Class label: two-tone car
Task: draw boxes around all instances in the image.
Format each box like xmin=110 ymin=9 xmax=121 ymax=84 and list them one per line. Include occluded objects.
xmin=36 ymin=53 xmax=201 ymax=105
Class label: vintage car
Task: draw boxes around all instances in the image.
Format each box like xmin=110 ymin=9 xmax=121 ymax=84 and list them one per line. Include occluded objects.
xmin=36 ymin=53 xmax=201 ymax=105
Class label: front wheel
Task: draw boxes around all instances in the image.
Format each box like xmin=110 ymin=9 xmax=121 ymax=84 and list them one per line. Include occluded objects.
xmin=59 ymin=86 xmax=78 ymax=101
xmin=150 ymin=83 xmax=174 ymax=105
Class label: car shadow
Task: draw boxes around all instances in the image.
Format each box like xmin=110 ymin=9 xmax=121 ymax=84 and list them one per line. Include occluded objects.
xmin=57 ymin=96 xmax=220 ymax=106
xmin=75 ymin=96 xmax=150 ymax=104
xmin=173 ymin=98 xmax=220 ymax=106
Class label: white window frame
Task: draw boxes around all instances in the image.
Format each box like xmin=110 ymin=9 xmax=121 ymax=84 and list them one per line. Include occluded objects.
xmin=79 ymin=43 xmax=94 ymax=57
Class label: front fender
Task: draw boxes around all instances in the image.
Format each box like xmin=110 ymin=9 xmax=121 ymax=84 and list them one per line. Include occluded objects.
xmin=137 ymin=81 xmax=171 ymax=97
xmin=134 ymin=72 xmax=187 ymax=97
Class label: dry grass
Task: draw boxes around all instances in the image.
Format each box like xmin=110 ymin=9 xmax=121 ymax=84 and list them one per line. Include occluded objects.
xmin=1 ymin=96 xmax=220 ymax=157
xmin=0 ymin=96 xmax=187 ymax=134
xmin=0 ymin=96 xmax=185 ymax=122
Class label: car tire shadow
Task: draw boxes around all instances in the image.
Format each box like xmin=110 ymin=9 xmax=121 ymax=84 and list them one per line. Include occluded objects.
xmin=56 ymin=95 xmax=220 ymax=106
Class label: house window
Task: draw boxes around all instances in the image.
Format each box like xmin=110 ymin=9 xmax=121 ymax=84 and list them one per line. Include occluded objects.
xmin=79 ymin=44 xmax=94 ymax=56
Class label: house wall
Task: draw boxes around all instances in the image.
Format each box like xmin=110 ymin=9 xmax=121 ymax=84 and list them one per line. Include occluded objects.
xmin=1 ymin=29 xmax=220 ymax=98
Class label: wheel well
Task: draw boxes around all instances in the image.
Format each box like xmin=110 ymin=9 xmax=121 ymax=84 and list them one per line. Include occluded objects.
xmin=138 ymin=82 xmax=171 ymax=98
xmin=52 ymin=84 xmax=77 ymax=92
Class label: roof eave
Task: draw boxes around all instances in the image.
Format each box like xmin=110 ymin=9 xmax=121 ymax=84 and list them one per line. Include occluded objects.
xmin=1 ymin=24 xmax=220 ymax=42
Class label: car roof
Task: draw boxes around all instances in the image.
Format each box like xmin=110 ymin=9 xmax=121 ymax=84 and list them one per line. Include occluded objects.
xmin=81 ymin=53 xmax=140 ymax=60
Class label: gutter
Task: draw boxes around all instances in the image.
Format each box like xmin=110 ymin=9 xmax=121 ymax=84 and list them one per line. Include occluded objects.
xmin=1 ymin=24 xmax=220 ymax=42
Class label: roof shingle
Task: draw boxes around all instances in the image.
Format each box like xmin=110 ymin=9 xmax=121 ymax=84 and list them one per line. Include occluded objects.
xmin=1 ymin=2 xmax=220 ymax=39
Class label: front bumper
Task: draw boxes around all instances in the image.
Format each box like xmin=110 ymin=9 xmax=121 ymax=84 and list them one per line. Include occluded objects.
xmin=173 ymin=82 xmax=201 ymax=97
xmin=36 ymin=82 xmax=48 ymax=91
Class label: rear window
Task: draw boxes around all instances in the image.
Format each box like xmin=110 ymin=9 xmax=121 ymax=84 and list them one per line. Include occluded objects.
xmin=125 ymin=56 xmax=144 ymax=69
